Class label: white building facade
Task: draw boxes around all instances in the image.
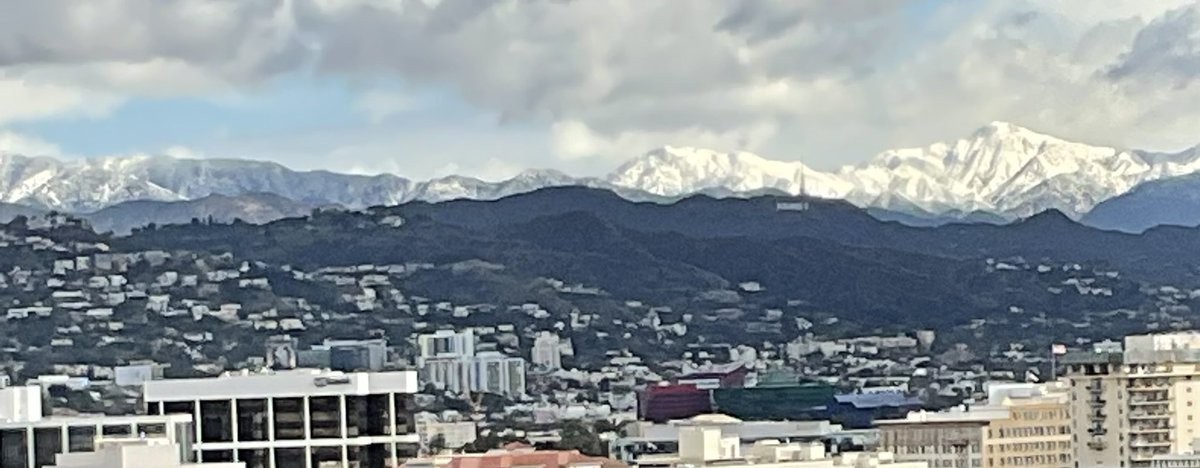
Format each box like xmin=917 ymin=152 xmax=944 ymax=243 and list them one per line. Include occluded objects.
xmin=417 ymin=331 xmax=526 ymax=398
xmin=143 ymin=369 xmax=420 ymax=468
xmin=48 ymin=438 xmax=243 ymax=468
xmin=0 ymin=413 xmax=193 ymax=468
xmin=532 ymin=332 xmax=562 ymax=371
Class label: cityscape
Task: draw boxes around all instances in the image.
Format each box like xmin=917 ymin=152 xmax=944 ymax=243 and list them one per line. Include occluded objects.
xmin=5 ymin=1 xmax=1200 ymax=468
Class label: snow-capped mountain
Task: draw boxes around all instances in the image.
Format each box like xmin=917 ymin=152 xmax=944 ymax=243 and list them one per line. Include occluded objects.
xmin=2 ymin=121 xmax=1199 ymax=220
xmin=606 ymin=146 xmax=852 ymax=200
xmin=605 ymin=122 xmax=1200 ymax=218
xmin=0 ymin=154 xmax=585 ymax=212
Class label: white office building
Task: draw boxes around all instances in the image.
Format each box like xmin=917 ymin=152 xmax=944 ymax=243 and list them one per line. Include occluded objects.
xmin=143 ymin=369 xmax=420 ymax=468
xmin=0 ymin=412 xmax=193 ymax=468
xmin=532 ymin=332 xmax=562 ymax=371
xmin=1 ymin=381 xmax=194 ymax=468
xmin=0 ymin=386 xmax=41 ymax=424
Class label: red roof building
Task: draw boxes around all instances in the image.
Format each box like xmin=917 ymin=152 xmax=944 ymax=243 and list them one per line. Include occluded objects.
xmin=404 ymin=444 xmax=627 ymax=468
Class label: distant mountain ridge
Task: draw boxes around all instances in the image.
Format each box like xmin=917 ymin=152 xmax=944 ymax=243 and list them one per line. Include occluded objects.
xmin=3 ymin=121 xmax=1199 ymax=222
xmin=1082 ymin=172 xmax=1200 ymax=233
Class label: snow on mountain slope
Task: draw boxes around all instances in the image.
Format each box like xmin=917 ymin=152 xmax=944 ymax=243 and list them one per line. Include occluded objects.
xmin=606 ymin=146 xmax=852 ymax=199
xmin=2 ymin=121 xmax=1199 ymax=220
xmin=605 ymin=122 xmax=1200 ymax=218
xmin=0 ymin=154 xmax=583 ymax=212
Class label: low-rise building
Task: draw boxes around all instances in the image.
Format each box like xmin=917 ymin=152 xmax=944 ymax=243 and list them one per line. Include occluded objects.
xmin=48 ymin=438 xmax=243 ymax=468
xmin=612 ymin=415 xmax=848 ymax=465
xmin=404 ymin=442 xmax=624 ymax=468
xmin=0 ymin=413 xmax=193 ymax=468
xmin=632 ymin=415 xmax=923 ymax=468
xmin=878 ymin=382 xmax=1071 ymax=468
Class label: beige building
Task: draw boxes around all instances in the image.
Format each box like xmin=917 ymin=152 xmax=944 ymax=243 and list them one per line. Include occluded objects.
xmin=49 ymin=438 xmax=244 ymax=468
xmin=983 ymin=383 xmax=1071 ymax=468
xmin=1064 ymin=333 xmax=1200 ymax=468
xmin=878 ymin=382 xmax=1071 ymax=468
xmin=636 ymin=414 xmax=926 ymax=468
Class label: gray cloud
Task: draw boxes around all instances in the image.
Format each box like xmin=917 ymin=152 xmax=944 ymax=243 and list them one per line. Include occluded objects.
xmin=2 ymin=0 xmax=1200 ymax=170
xmin=1107 ymin=5 xmax=1200 ymax=88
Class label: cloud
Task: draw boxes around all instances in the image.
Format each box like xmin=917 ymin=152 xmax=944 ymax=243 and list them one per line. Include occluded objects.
xmin=0 ymin=130 xmax=61 ymax=156
xmin=1107 ymin=5 xmax=1200 ymax=88
xmin=4 ymin=0 xmax=1200 ymax=172
xmin=0 ymin=78 xmax=122 ymax=123
xmin=353 ymin=89 xmax=418 ymax=124
xmin=551 ymin=120 xmax=778 ymax=163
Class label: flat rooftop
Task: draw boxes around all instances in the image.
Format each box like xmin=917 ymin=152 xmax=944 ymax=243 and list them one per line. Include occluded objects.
xmin=876 ymin=408 xmax=1009 ymax=426
xmin=144 ymin=369 xmax=418 ymax=401
xmin=0 ymin=413 xmax=191 ymax=430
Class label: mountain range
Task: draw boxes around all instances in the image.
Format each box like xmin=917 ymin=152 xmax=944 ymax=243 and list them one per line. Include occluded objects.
xmin=3 ymin=121 xmax=1200 ymax=232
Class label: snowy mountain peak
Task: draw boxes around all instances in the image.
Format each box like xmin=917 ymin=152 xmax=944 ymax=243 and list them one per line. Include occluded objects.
xmin=606 ymin=146 xmax=850 ymax=199
xmin=607 ymin=122 xmax=1200 ymax=218
xmin=2 ymin=121 xmax=1200 ymax=222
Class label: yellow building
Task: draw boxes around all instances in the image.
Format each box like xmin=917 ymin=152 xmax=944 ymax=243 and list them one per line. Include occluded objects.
xmin=983 ymin=385 xmax=1071 ymax=468
xmin=878 ymin=382 xmax=1071 ymax=468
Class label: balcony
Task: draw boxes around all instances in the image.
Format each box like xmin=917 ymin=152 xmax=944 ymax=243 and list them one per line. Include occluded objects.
xmin=1130 ymin=439 xmax=1172 ymax=448
xmin=1128 ymin=379 xmax=1166 ymax=391
xmin=1087 ymin=439 xmax=1107 ymax=450
xmin=1129 ymin=398 xmax=1170 ymax=406
xmin=1128 ymin=411 xmax=1169 ymax=420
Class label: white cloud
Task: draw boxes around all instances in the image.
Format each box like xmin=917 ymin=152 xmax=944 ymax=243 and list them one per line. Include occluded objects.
xmin=551 ymin=120 xmax=778 ymax=163
xmin=0 ymin=130 xmax=61 ymax=156
xmin=162 ymin=145 xmax=207 ymax=160
xmin=4 ymin=0 xmax=1200 ymax=172
xmin=353 ymin=90 xmax=418 ymax=124
xmin=0 ymin=78 xmax=122 ymax=124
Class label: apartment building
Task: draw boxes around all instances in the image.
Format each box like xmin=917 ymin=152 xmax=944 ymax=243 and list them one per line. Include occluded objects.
xmin=879 ymin=382 xmax=1071 ymax=468
xmin=1063 ymin=333 xmax=1200 ymax=468
xmin=417 ymin=330 xmax=526 ymax=398
xmin=143 ymin=369 xmax=420 ymax=468
xmin=532 ymin=332 xmax=563 ymax=371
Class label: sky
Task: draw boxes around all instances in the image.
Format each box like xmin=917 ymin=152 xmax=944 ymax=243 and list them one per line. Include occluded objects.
xmin=1 ymin=0 xmax=1200 ymax=181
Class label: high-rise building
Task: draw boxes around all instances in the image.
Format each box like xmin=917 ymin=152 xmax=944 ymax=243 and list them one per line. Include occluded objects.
xmin=143 ymin=369 xmax=420 ymax=468
xmin=416 ymin=331 xmax=475 ymax=366
xmin=416 ymin=331 xmax=525 ymax=398
xmin=1064 ymin=333 xmax=1200 ymax=468
xmin=879 ymin=382 xmax=1071 ymax=468
xmin=305 ymin=339 xmax=389 ymax=372
xmin=532 ymin=332 xmax=562 ymax=371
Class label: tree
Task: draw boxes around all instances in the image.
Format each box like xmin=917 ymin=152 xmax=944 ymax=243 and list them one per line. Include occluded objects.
xmin=556 ymin=420 xmax=604 ymax=456
xmin=428 ymin=434 xmax=447 ymax=454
